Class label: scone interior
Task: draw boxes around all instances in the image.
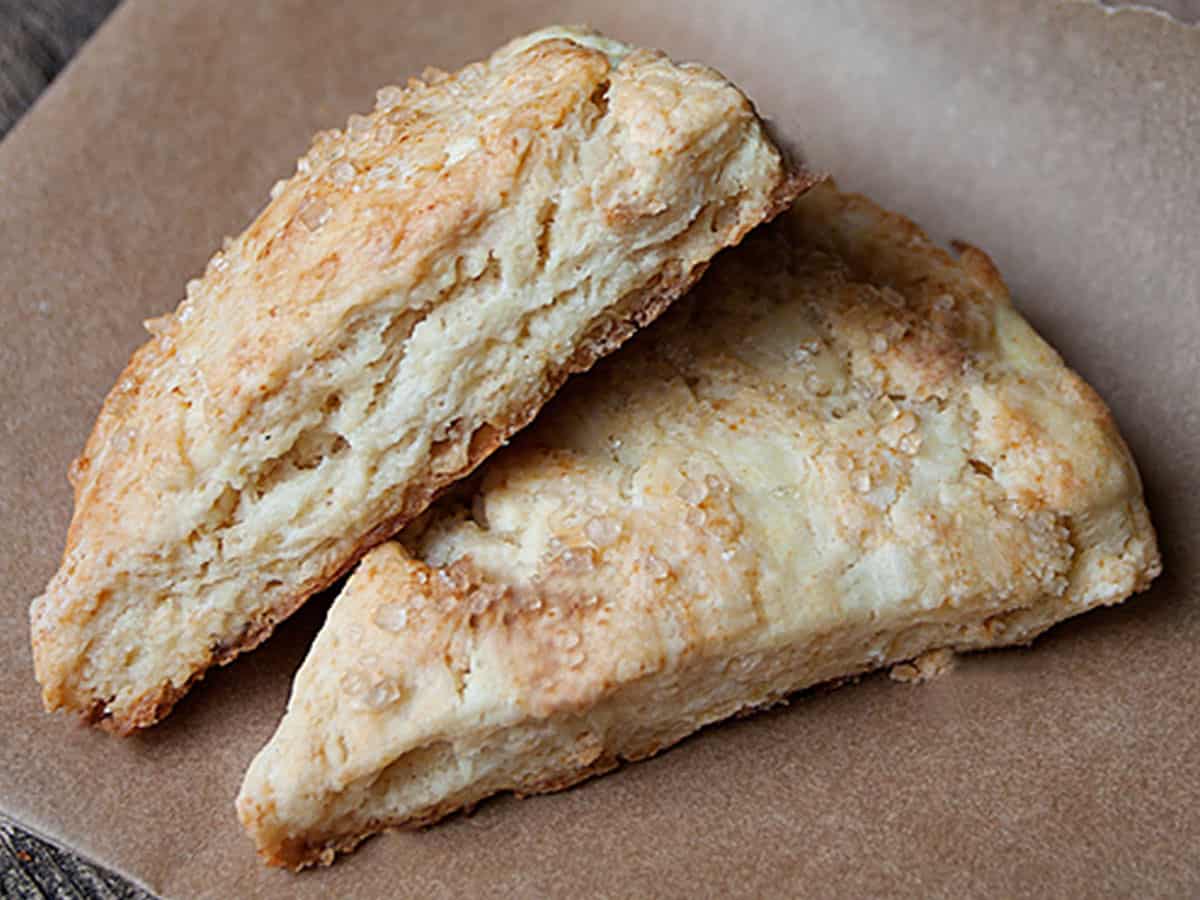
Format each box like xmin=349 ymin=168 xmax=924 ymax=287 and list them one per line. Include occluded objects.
xmin=30 ymin=26 xmax=805 ymax=732
xmin=237 ymin=182 xmax=1159 ymax=868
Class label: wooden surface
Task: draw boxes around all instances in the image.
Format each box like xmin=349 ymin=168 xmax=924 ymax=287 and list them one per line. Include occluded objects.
xmin=1 ymin=819 xmax=145 ymax=899
xmin=0 ymin=0 xmax=122 ymax=137
xmin=1 ymin=0 xmax=1196 ymax=897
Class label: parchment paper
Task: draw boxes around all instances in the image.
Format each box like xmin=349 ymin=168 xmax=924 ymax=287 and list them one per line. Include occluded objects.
xmin=1 ymin=1 xmax=1197 ymax=896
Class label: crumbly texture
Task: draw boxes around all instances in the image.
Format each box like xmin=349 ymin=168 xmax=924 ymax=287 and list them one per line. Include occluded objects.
xmin=889 ymin=647 xmax=957 ymax=684
xmin=29 ymin=26 xmax=805 ymax=732
xmin=237 ymin=182 xmax=1160 ymax=868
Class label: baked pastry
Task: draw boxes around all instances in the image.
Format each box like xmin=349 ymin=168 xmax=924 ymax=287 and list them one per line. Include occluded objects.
xmin=29 ymin=26 xmax=806 ymax=733
xmin=238 ymin=182 xmax=1159 ymax=867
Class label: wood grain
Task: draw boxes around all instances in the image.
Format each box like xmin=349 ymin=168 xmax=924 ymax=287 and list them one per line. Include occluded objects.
xmin=2 ymin=816 xmax=147 ymax=899
xmin=0 ymin=0 xmax=123 ymax=137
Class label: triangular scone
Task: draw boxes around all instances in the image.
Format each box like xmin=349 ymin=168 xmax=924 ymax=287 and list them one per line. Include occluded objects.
xmin=30 ymin=27 xmax=807 ymax=732
xmin=238 ymin=183 xmax=1159 ymax=868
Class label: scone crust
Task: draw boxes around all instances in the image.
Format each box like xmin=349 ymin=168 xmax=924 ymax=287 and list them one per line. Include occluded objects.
xmin=92 ymin=230 xmax=768 ymax=733
xmin=237 ymin=182 xmax=1159 ymax=867
xmin=31 ymin=26 xmax=809 ymax=732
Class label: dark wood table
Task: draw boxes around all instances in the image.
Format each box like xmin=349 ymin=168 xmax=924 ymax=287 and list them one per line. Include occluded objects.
xmin=2 ymin=0 xmax=1196 ymax=896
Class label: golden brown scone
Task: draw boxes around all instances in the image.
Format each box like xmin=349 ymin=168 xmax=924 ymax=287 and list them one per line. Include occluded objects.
xmin=234 ymin=181 xmax=1161 ymax=868
xmin=238 ymin=181 xmax=1156 ymax=868
xmin=239 ymin=181 xmax=1160 ymax=868
xmin=236 ymin=181 xmax=1161 ymax=868
xmin=29 ymin=26 xmax=807 ymax=733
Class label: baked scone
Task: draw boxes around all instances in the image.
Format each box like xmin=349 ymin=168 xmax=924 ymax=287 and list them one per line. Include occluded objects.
xmin=30 ymin=27 xmax=807 ymax=733
xmin=238 ymin=182 xmax=1159 ymax=868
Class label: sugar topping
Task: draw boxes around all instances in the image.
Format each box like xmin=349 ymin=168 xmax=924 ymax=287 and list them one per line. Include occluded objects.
xmin=880 ymin=410 xmax=920 ymax=450
xmin=676 ymin=478 xmax=707 ymax=505
xmin=346 ymin=114 xmax=371 ymax=140
xmin=468 ymin=583 xmax=507 ymax=616
xmin=331 ymin=161 xmax=356 ymax=186
xmin=143 ymin=315 xmax=172 ymax=337
xmin=437 ymin=563 xmax=470 ymax=593
xmin=585 ymin=517 xmax=621 ymax=548
xmin=375 ymin=85 xmax=406 ymax=110
xmin=372 ymin=601 xmax=410 ymax=632
xmin=791 ymin=338 xmax=822 ymax=362
xmin=643 ymin=553 xmax=671 ymax=581
xmin=296 ymin=196 xmax=331 ymax=231
xmin=339 ymin=661 xmax=404 ymax=711
xmin=350 ymin=677 xmax=403 ymax=712
xmin=852 ymin=470 xmax=873 ymax=493
xmin=339 ymin=669 xmax=369 ymax=696
xmin=552 ymin=546 xmax=596 ymax=576
xmin=869 ymin=396 xmax=900 ymax=423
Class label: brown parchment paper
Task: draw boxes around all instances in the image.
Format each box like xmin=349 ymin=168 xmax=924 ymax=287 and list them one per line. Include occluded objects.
xmin=1 ymin=1 xmax=1197 ymax=896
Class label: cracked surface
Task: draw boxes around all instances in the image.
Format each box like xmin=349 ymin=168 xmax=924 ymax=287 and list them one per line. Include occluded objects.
xmin=30 ymin=26 xmax=804 ymax=732
xmin=237 ymin=182 xmax=1160 ymax=868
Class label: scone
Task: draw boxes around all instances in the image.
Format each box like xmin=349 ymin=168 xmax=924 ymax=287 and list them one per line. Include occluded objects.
xmin=29 ymin=27 xmax=807 ymax=733
xmin=240 ymin=181 xmax=1160 ymax=867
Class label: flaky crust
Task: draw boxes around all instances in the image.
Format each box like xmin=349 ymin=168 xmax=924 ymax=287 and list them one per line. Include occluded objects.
xmin=31 ymin=27 xmax=807 ymax=732
xmin=237 ymin=182 xmax=1159 ymax=868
